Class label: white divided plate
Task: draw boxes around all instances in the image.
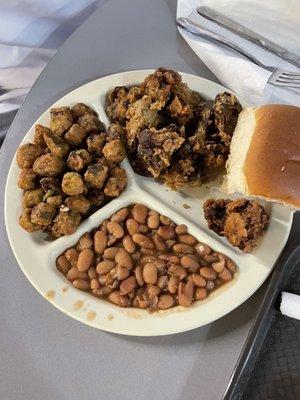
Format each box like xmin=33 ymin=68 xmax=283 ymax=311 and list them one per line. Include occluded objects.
xmin=4 ymin=70 xmax=293 ymax=336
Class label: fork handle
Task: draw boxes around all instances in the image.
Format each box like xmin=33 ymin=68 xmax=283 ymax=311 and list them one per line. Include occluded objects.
xmin=177 ymin=17 xmax=272 ymax=71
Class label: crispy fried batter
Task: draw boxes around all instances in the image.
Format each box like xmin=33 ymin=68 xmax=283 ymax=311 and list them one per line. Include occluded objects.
xmin=203 ymin=198 xmax=269 ymax=252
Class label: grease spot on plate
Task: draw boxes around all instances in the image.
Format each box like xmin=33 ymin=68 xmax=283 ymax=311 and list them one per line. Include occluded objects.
xmin=182 ymin=203 xmax=191 ymax=209
xmin=87 ymin=311 xmax=96 ymax=321
xmin=46 ymin=290 xmax=55 ymax=299
xmin=107 ymin=314 xmax=114 ymax=321
xmin=73 ymin=300 xmax=84 ymax=311
xmin=62 ymin=286 xmax=69 ymax=292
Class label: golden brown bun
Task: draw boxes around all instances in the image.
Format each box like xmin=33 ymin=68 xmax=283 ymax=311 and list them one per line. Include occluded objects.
xmin=225 ymin=104 xmax=300 ymax=209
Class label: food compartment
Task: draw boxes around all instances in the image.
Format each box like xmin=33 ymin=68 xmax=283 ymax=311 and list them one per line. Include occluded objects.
xmin=52 ymin=195 xmax=238 ymax=313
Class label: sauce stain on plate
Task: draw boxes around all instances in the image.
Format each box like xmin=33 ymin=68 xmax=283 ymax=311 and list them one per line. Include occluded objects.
xmin=46 ymin=290 xmax=55 ymax=299
xmin=87 ymin=311 xmax=97 ymax=321
xmin=73 ymin=300 xmax=84 ymax=311
xmin=62 ymin=286 xmax=69 ymax=293
xmin=107 ymin=314 xmax=114 ymax=321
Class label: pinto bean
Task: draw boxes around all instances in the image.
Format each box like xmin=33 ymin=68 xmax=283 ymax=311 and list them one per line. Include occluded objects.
xmin=180 ymin=255 xmax=200 ymax=270
xmin=67 ymin=268 xmax=88 ymax=281
xmin=173 ymin=243 xmax=193 ymax=254
xmin=120 ymin=276 xmax=137 ymax=295
xmin=157 ymin=226 xmax=175 ymax=240
xmin=56 ymin=255 xmax=71 ymax=274
xmin=158 ymin=294 xmax=174 ymax=310
xmin=189 ymin=273 xmax=206 ymax=287
xmin=96 ymin=260 xmax=116 ymax=275
xmin=143 ymin=263 xmax=158 ymax=284
xmin=219 ymin=267 xmax=232 ymax=281
xmin=108 ymin=291 xmax=130 ymax=307
xmin=147 ymin=211 xmax=159 ymax=229
xmin=94 ymin=231 xmax=107 ymax=254
xmin=178 ymin=234 xmax=197 ymax=245
xmin=168 ymin=276 xmax=179 ymax=294
xmin=107 ymin=221 xmax=124 ymax=239
xmin=175 ymin=224 xmax=187 ymax=234
xmin=195 ymin=242 xmax=211 ymax=256
xmin=194 ymin=287 xmax=207 ymax=300
xmin=122 ymin=235 xmax=136 ymax=253
xmin=178 ymin=281 xmax=194 ymax=307
xmin=116 ymin=265 xmax=130 ymax=281
xmin=132 ymin=204 xmax=148 ymax=223
xmin=132 ymin=233 xmax=154 ymax=249
xmin=153 ymin=234 xmax=166 ymax=251
xmin=72 ymin=279 xmax=90 ymax=291
xmin=160 ymin=215 xmax=171 ymax=225
xmin=65 ymin=248 xmax=79 ymax=267
xmin=103 ymin=247 xmax=119 ymax=260
xmin=168 ymin=264 xmax=187 ymax=280
xmin=199 ymin=267 xmax=217 ymax=280
xmin=212 ymin=259 xmax=225 ymax=273
xmin=77 ymin=233 xmax=93 ymax=251
xmin=77 ymin=248 xmax=94 ymax=272
xmin=135 ymin=266 xmax=145 ymax=286
xmin=115 ymin=248 xmax=133 ymax=269
xmin=111 ymin=207 xmax=129 ymax=223
xmin=126 ymin=219 xmax=139 ymax=236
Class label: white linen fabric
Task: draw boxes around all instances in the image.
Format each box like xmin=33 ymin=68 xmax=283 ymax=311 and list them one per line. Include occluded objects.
xmin=177 ymin=0 xmax=300 ymax=105
xmin=280 ymin=292 xmax=300 ymax=321
xmin=0 ymin=0 xmax=106 ymax=142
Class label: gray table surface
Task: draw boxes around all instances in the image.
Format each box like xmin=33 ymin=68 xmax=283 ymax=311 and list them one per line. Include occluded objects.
xmin=0 ymin=1 xmax=275 ymax=399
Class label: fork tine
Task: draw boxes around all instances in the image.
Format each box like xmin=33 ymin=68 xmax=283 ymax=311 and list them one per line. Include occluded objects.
xmin=278 ymin=75 xmax=300 ymax=82
xmin=281 ymin=72 xmax=300 ymax=77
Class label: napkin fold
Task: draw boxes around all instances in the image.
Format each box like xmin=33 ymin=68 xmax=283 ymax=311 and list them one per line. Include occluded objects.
xmin=177 ymin=0 xmax=300 ymax=105
xmin=280 ymin=292 xmax=300 ymax=320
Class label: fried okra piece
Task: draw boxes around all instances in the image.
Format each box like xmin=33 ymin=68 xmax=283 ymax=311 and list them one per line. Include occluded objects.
xmin=107 ymin=123 xmax=124 ymax=141
xmin=86 ymin=188 xmax=106 ymax=206
xmin=203 ymin=199 xmax=231 ymax=235
xmin=77 ymin=114 xmax=105 ymax=134
xmin=34 ymin=124 xmax=51 ymax=147
xmin=102 ymin=138 xmax=125 ymax=163
xmin=22 ymin=188 xmax=44 ymax=208
xmin=137 ymin=125 xmax=185 ymax=178
xmin=65 ymin=195 xmax=91 ymax=214
xmin=223 ymin=199 xmax=269 ymax=252
xmin=43 ymin=131 xmax=70 ymax=158
xmin=71 ymin=103 xmax=97 ymax=120
xmin=18 ymin=168 xmax=37 ymax=190
xmin=46 ymin=195 xmax=63 ymax=208
xmin=213 ymin=92 xmax=242 ymax=147
xmin=33 ymin=154 xmax=65 ymax=177
xmin=67 ymin=149 xmax=92 ymax=172
xmin=84 ymin=163 xmax=108 ymax=188
xmin=16 ymin=143 xmax=44 ymax=169
xmin=64 ymin=124 xmax=87 ymax=146
xmin=51 ymin=210 xmax=81 ymax=238
xmin=31 ymin=202 xmax=56 ymax=225
xmin=50 ymin=107 xmax=73 ymax=136
xmin=62 ymin=172 xmax=85 ymax=196
xmin=86 ymin=133 xmax=106 ymax=155
xmin=19 ymin=208 xmax=41 ymax=232
xmin=104 ymin=166 xmax=127 ymax=197
xmin=40 ymin=177 xmax=62 ymax=197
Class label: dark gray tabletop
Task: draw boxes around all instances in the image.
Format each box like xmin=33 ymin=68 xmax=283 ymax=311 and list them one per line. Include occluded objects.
xmin=0 ymin=1 xmax=270 ymax=399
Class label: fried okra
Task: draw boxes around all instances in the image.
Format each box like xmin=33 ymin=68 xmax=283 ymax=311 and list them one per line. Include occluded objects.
xmin=65 ymin=195 xmax=91 ymax=214
xmin=39 ymin=177 xmax=61 ymax=195
xmin=18 ymin=168 xmax=37 ymax=190
xmin=62 ymin=172 xmax=85 ymax=196
xmin=50 ymin=107 xmax=73 ymax=136
xmin=102 ymin=138 xmax=125 ymax=163
xmin=64 ymin=124 xmax=86 ymax=146
xmin=19 ymin=208 xmax=41 ymax=232
xmin=17 ymin=143 xmax=44 ymax=169
xmin=71 ymin=103 xmax=97 ymax=119
xmin=17 ymin=102 xmax=127 ymax=238
xmin=43 ymin=131 xmax=70 ymax=158
xmin=31 ymin=202 xmax=56 ymax=225
xmin=104 ymin=166 xmax=127 ymax=197
xmin=67 ymin=149 xmax=92 ymax=172
xmin=84 ymin=163 xmax=108 ymax=188
xmin=51 ymin=210 xmax=81 ymax=238
xmin=22 ymin=188 xmax=44 ymax=208
xmin=86 ymin=133 xmax=106 ymax=155
xmin=34 ymin=124 xmax=50 ymax=147
xmin=77 ymin=114 xmax=105 ymax=133
xmin=33 ymin=154 xmax=65 ymax=177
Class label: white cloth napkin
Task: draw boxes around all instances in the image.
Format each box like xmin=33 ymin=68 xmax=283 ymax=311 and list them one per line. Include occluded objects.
xmin=177 ymin=0 xmax=300 ymax=105
xmin=280 ymin=292 xmax=300 ymax=320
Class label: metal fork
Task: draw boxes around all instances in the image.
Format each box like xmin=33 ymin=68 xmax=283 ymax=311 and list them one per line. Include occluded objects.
xmin=177 ymin=17 xmax=300 ymax=89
